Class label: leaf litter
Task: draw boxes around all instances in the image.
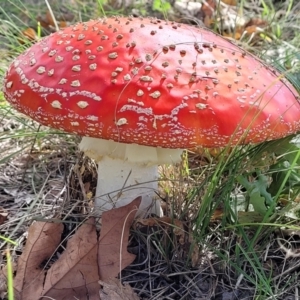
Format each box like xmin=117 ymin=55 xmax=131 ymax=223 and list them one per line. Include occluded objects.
xmin=99 ymin=278 xmax=139 ymax=300
xmin=13 ymin=197 xmax=141 ymax=300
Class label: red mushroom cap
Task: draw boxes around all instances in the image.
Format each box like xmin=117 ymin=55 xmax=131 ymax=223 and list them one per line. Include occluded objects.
xmin=3 ymin=17 xmax=300 ymax=148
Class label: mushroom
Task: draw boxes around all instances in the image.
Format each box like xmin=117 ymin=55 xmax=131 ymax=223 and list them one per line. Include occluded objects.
xmin=3 ymin=17 xmax=300 ymax=216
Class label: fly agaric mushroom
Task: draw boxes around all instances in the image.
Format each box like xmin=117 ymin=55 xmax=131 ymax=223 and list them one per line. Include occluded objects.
xmin=3 ymin=17 xmax=300 ymax=216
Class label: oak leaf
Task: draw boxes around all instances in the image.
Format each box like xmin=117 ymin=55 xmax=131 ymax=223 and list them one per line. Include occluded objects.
xmin=14 ymin=197 xmax=141 ymax=299
xmin=99 ymin=278 xmax=139 ymax=300
xmin=14 ymin=221 xmax=64 ymax=299
xmin=42 ymin=218 xmax=99 ymax=299
xmin=98 ymin=197 xmax=141 ymax=280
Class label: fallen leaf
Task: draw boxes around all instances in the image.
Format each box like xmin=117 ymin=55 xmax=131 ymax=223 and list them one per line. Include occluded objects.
xmin=45 ymin=10 xmax=58 ymax=28
xmin=245 ymin=18 xmax=269 ymax=28
xmin=200 ymin=0 xmax=216 ymax=27
xmin=210 ymin=208 xmax=224 ymax=221
xmin=43 ymin=218 xmax=99 ymax=299
xmin=14 ymin=221 xmax=64 ymax=299
xmin=221 ymin=0 xmax=237 ymax=5
xmin=0 ymin=207 xmax=8 ymax=225
xmin=99 ymin=278 xmax=140 ymax=300
xmin=37 ymin=10 xmax=71 ymax=31
xmin=245 ymin=25 xmax=261 ymax=35
xmin=14 ymin=198 xmax=141 ymax=299
xmin=222 ymin=30 xmax=242 ymax=40
xmin=58 ymin=20 xmax=68 ymax=29
xmin=19 ymin=28 xmax=38 ymax=44
xmin=14 ymin=219 xmax=99 ymax=300
xmin=98 ymin=197 xmax=141 ymax=280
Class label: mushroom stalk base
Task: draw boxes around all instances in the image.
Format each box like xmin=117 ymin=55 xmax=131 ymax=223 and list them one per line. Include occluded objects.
xmin=79 ymin=137 xmax=183 ymax=216
xmin=96 ymin=156 xmax=161 ymax=216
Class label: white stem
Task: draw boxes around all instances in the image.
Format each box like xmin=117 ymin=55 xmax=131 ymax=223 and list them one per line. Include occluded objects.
xmin=95 ymin=156 xmax=161 ymax=216
xmin=79 ymin=137 xmax=183 ymax=217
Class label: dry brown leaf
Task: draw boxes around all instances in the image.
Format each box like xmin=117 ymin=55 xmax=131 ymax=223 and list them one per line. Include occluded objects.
xmin=19 ymin=28 xmax=38 ymax=44
xmin=37 ymin=10 xmax=70 ymax=31
xmin=245 ymin=18 xmax=269 ymax=28
xmin=0 ymin=207 xmax=8 ymax=225
xmin=45 ymin=10 xmax=57 ymax=28
xmin=244 ymin=25 xmax=260 ymax=35
xmin=43 ymin=218 xmax=99 ymax=299
xmin=45 ymin=10 xmax=68 ymax=29
xmin=22 ymin=28 xmax=37 ymax=40
xmin=222 ymin=31 xmax=242 ymax=40
xmin=14 ymin=221 xmax=64 ymax=299
xmin=221 ymin=0 xmax=237 ymax=5
xmin=200 ymin=0 xmax=216 ymax=27
xmin=36 ymin=16 xmax=50 ymax=31
xmin=210 ymin=208 xmax=224 ymax=221
xmin=14 ymin=219 xmax=99 ymax=300
xmin=14 ymin=198 xmax=141 ymax=299
xmin=226 ymin=19 xmax=269 ymax=41
xmin=98 ymin=197 xmax=141 ymax=281
xmin=99 ymin=278 xmax=140 ymax=300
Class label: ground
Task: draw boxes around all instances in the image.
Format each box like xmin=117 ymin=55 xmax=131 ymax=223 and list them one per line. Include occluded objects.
xmin=1 ymin=0 xmax=300 ymax=299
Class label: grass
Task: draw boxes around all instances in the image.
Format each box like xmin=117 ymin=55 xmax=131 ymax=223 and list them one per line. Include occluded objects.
xmin=1 ymin=0 xmax=300 ymax=299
